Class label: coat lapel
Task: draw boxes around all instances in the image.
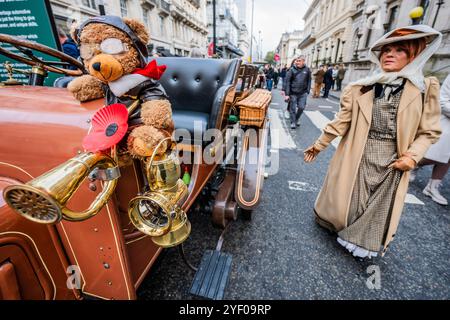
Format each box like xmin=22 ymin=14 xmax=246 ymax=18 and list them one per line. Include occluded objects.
xmin=356 ymin=88 xmax=374 ymax=123
xmin=398 ymin=80 xmax=421 ymax=113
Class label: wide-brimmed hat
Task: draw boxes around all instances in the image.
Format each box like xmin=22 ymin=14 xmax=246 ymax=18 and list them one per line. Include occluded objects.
xmin=370 ymin=25 xmax=440 ymax=52
xmin=350 ymin=24 xmax=442 ymax=92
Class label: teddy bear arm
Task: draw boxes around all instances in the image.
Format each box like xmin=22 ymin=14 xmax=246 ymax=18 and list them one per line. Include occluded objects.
xmin=140 ymin=99 xmax=174 ymax=133
xmin=67 ymin=74 xmax=105 ymax=102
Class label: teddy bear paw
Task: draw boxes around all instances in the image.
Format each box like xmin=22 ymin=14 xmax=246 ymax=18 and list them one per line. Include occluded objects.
xmin=67 ymin=74 xmax=105 ymax=102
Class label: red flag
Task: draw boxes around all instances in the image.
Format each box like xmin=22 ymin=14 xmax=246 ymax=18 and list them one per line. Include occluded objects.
xmin=207 ymin=42 xmax=214 ymax=57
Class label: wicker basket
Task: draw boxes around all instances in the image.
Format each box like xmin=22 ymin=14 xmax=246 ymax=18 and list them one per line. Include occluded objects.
xmin=236 ymin=89 xmax=271 ymax=127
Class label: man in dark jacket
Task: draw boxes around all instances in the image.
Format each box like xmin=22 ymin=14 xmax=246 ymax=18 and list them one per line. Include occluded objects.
xmin=322 ymin=64 xmax=333 ymax=98
xmin=283 ymin=56 xmax=311 ymax=129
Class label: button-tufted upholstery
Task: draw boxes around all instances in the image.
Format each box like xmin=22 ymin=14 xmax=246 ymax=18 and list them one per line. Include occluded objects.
xmin=154 ymin=57 xmax=241 ymax=138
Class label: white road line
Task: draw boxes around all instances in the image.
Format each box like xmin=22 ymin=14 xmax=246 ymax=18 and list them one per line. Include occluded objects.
xmin=318 ymin=105 xmax=333 ymax=109
xmin=268 ymin=108 xmax=297 ymax=150
xmin=270 ymin=102 xmax=279 ymax=105
xmin=288 ymin=181 xmax=318 ymax=192
xmin=304 ymin=110 xmax=341 ymax=148
xmin=405 ymin=193 xmax=425 ymax=205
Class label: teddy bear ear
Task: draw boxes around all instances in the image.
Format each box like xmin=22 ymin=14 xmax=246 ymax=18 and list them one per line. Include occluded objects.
xmin=123 ymin=18 xmax=150 ymax=45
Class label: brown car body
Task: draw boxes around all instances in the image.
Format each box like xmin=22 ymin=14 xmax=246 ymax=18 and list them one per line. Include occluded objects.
xmin=0 ymin=60 xmax=268 ymax=300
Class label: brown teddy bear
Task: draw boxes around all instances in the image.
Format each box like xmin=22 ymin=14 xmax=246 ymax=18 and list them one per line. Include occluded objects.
xmin=68 ymin=15 xmax=173 ymax=158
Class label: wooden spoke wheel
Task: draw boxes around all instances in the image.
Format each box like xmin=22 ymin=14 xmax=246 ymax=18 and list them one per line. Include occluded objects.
xmin=0 ymin=33 xmax=85 ymax=76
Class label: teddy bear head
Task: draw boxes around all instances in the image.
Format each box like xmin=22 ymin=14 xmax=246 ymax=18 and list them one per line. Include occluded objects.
xmin=73 ymin=15 xmax=149 ymax=83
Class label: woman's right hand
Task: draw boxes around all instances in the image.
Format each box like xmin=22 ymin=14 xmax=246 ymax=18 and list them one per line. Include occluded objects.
xmin=304 ymin=145 xmax=321 ymax=163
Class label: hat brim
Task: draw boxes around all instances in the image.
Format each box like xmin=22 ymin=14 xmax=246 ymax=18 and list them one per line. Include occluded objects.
xmin=371 ymin=32 xmax=438 ymax=51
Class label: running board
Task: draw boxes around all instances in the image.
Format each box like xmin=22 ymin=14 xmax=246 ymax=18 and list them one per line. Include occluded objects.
xmin=189 ymin=250 xmax=232 ymax=300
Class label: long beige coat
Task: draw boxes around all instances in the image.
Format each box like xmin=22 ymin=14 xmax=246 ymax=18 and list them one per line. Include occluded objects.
xmin=314 ymin=77 xmax=442 ymax=254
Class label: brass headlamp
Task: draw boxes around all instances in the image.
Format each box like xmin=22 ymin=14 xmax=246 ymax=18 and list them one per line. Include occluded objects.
xmin=128 ymin=137 xmax=191 ymax=248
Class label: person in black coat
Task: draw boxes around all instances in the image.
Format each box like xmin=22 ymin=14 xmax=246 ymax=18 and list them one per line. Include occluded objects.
xmin=273 ymin=68 xmax=280 ymax=89
xmin=283 ymin=56 xmax=311 ymax=129
xmin=322 ymin=65 xmax=333 ymax=98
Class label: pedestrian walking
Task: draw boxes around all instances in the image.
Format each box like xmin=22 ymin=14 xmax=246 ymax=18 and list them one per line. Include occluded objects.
xmin=280 ymin=65 xmax=287 ymax=90
xmin=336 ymin=64 xmax=346 ymax=91
xmin=284 ymin=56 xmax=311 ymax=129
xmin=273 ymin=68 xmax=280 ymax=89
xmin=332 ymin=65 xmax=338 ymax=90
xmin=313 ymin=65 xmax=325 ymax=98
xmin=282 ymin=59 xmax=298 ymax=119
xmin=304 ymin=25 xmax=443 ymax=258
xmin=256 ymin=68 xmax=265 ymax=88
xmin=410 ymin=73 xmax=450 ymax=205
xmin=322 ymin=64 xmax=333 ymax=98
xmin=264 ymin=64 xmax=275 ymax=91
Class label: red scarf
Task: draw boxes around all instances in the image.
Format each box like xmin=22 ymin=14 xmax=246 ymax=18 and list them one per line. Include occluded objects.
xmin=132 ymin=60 xmax=167 ymax=80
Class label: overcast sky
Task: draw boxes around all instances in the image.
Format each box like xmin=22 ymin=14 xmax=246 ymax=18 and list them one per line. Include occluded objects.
xmin=252 ymin=0 xmax=311 ymax=56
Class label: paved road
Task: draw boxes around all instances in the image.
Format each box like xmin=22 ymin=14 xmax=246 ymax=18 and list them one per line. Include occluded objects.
xmin=138 ymin=88 xmax=450 ymax=300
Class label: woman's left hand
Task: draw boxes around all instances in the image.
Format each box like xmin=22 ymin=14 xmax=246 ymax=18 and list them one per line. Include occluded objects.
xmin=388 ymin=153 xmax=417 ymax=171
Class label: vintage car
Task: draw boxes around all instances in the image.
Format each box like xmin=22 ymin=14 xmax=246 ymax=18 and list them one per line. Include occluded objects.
xmin=0 ymin=34 xmax=270 ymax=300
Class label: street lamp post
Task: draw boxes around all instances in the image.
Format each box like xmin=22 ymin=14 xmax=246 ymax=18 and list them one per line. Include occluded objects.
xmin=258 ymin=30 xmax=262 ymax=61
xmin=249 ymin=0 xmax=255 ymax=62
xmin=213 ymin=0 xmax=217 ymax=55
xmin=339 ymin=40 xmax=345 ymax=62
xmin=311 ymin=46 xmax=316 ymax=68
xmin=330 ymin=44 xmax=335 ymax=63
xmin=316 ymin=45 xmax=321 ymax=67
xmin=432 ymin=0 xmax=444 ymax=28
xmin=352 ymin=34 xmax=362 ymax=61
xmin=323 ymin=47 xmax=328 ymax=64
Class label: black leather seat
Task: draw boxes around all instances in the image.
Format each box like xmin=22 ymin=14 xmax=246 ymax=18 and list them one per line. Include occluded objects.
xmin=155 ymin=57 xmax=241 ymax=144
xmin=54 ymin=57 xmax=241 ymax=144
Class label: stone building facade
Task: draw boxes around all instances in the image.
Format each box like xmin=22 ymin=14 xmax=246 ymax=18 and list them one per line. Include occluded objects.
xmin=50 ymin=0 xmax=209 ymax=57
xmin=276 ymin=30 xmax=303 ymax=68
xmin=299 ymin=0 xmax=450 ymax=86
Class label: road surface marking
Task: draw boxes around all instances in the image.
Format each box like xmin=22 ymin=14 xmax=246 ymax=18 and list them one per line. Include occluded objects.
xmin=326 ymin=98 xmax=339 ymax=104
xmin=405 ymin=193 xmax=425 ymax=205
xmin=288 ymin=181 xmax=318 ymax=192
xmin=270 ymin=102 xmax=279 ymax=105
xmin=268 ymin=108 xmax=297 ymax=149
xmin=318 ymin=105 xmax=333 ymax=109
xmin=304 ymin=110 xmax=341 ymax=148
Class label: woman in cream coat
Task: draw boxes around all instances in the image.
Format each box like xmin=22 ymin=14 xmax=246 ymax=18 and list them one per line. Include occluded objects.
xmin=304 ymin=25 xmax=443 ymax=258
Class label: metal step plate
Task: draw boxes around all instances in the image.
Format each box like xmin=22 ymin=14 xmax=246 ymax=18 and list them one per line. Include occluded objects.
xmin=189 ymin=250 xmax=232 ymax=300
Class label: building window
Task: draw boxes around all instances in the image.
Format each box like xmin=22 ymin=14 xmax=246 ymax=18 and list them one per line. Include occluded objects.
xmin=120 ymin=0 xmax=128 ymax=17
xmin=159 ymin=15 xmax=165 ymax=37
xmin=143 ymin=9 xmax=149 ymax=28
xmin=82 ymin=0 xmax=97 ymax=9
xmin=385 ymin=6 xmax=398 ymax=32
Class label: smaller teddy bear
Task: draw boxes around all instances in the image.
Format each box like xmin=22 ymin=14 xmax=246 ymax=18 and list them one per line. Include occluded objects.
xmin=68 ymin=15 xmax=174 ymax=158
